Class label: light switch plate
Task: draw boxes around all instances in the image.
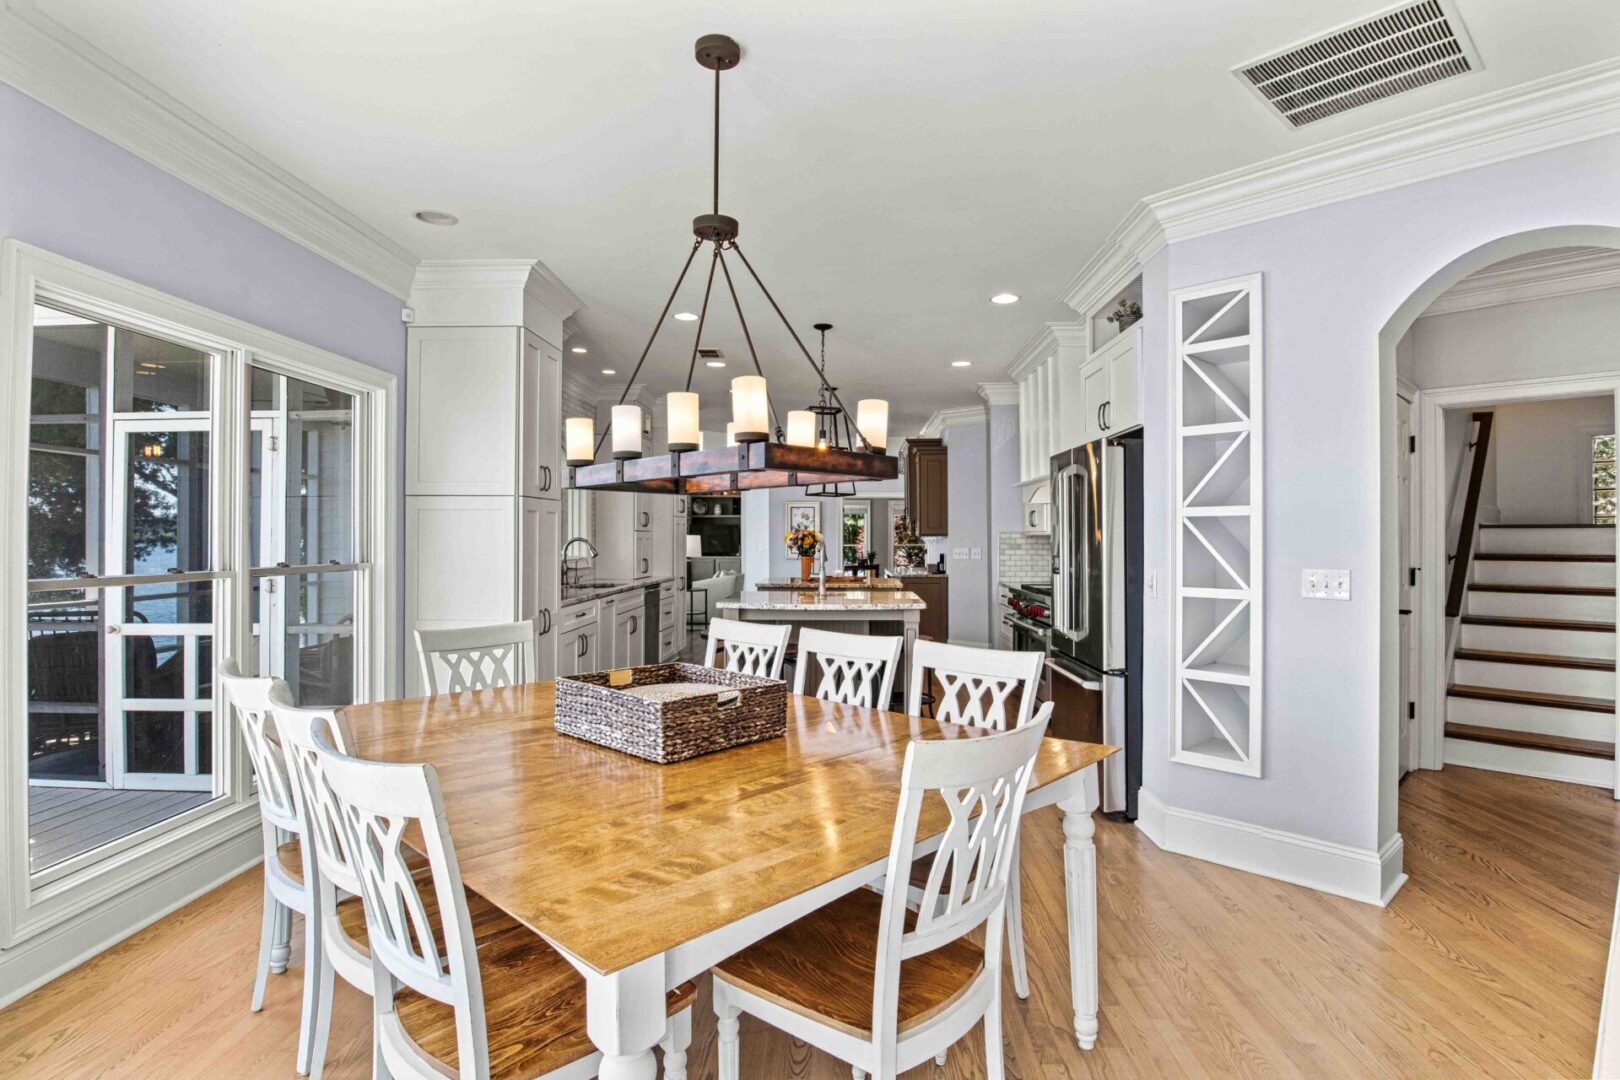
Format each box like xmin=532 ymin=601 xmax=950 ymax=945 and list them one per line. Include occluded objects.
xmin=970 ymin=547 xmax=982 ymax=560
xmin=952 ymin=547 xmax=969 ymax=560
xmin=1302 ymin=568 xmax=1351 ymax=600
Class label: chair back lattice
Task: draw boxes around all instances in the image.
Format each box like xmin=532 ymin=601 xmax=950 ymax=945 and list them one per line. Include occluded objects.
xmin=704 ymin=618 xmax=791 ymax=680
xmin=220 ymin=660 xmax=299 ymax=833
xmin=310 ymin=732 xmax=492 ymax=1078
xmin=909 ymin=641 xmax=1044 ymax=731
xmin=869 ymin=709 xmax=1050 ymax=1050
xmin=792 ymin=628 xmax=902 ymax=708
xmin=272 ymin=704 xmax=361 ymax=896
xmin=415 ymin=621 xmax=536 ymax=694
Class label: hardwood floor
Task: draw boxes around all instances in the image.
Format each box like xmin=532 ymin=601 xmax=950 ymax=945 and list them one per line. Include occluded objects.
xmin=2 ymin=765 xmax=1616 ymax=1078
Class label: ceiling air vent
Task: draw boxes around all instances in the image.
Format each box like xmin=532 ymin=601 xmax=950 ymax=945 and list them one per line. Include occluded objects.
xmin=1234 ymin=0 xmax=1481 ymax=128
xmin=697 ymin=347 xmax=724 ymax=359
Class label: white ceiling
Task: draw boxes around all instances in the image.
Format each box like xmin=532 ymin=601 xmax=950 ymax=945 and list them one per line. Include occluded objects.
xmin=33 ymin=0 xmax=1620 ymax=432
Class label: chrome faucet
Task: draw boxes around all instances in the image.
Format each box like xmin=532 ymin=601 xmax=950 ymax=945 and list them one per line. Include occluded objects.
xmin=561 ymin=536 xmax=599 ymax=592
xmin=816 ymin=542 xmax=827 ymax=597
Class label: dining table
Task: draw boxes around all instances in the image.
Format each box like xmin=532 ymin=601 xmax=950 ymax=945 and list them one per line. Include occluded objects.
xmin=341 ymin=681 xmax=1117 ymax=1080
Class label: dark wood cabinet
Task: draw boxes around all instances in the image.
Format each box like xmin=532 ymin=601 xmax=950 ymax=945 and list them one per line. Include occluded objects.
xmin=905 ymin=438 xmax=949 ymax=537
xmin=894 ymin=574 xmax=949 ymax=643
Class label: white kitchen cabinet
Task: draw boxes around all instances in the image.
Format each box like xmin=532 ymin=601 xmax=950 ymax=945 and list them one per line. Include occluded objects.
xmin=558 ymin=616 xmax=599 ymax=676
xmin=405 ymin=325 xmax=562 ymax=500
xmin=1080 ymin=326 xmax=1141 ymax=440
xmin=403 ymin=494 xmax=559 ymax=695
xmin=614 ymin=603 xmax=644 ymax=670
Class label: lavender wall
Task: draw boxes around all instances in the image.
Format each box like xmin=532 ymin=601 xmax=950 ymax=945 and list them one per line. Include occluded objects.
xmin=0 ymin=82 xmax=409 ymax=683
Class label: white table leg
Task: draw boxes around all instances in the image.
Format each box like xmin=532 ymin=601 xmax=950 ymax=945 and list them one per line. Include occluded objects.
xmin=587 ymin=956 xmax=666 ymax=1080
xmin=1060 ymin=770 xmax=1100 ymax=1050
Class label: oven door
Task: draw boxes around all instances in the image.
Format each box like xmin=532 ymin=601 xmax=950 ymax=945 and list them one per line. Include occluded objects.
xmin=1006 ymin=613 xmax=1049 ymax=654
xmin=1051 ymin=440 xmax=1106 ymax=673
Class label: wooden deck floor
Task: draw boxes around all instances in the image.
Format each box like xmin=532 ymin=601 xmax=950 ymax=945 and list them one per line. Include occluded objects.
xmin=28 ymin=786 xmax=213 ymax=872
xmin=2 ymin=765 xmax=1617 ymax=1078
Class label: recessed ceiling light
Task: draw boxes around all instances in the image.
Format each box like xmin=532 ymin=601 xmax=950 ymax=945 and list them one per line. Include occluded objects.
xmin=570 ymin=346 xmax=588 ymax=354
xmin=601 ymin=368 xmax=617 ymax=376
xmin=705 ymin=360 xmax=726 ymax=368
xmin=414 ymin=210 xmax=459 ymax=226
xmin=673 ymin=312 xmax=699 ymax=322
xmin=951 ymin=360 xmax=972 ymax=368
xmin=990 ymin=293 xmax=1019 ymax=305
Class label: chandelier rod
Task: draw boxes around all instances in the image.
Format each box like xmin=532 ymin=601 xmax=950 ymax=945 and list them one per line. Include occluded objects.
xmin=729 ymin=241 xmax=859 ymax=432
xmin=716 ymin=246 xmax=783 ymax=439
xmin=593 ymin=237 xmax=703 ymax=455
xmin=713 ymin=66 xmax=720 ymax=218
xmin=682 ymin=246 xmax=722 ymax=393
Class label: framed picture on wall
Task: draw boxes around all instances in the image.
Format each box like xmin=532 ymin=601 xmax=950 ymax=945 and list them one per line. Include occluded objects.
xmin=784 ymin=501 xmax=820 ymax=554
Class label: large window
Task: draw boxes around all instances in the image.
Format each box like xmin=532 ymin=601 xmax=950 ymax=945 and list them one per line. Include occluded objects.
xmin=4 ymin=243 xmax=393 ymax=942
xmin=1594 ymin=434 xmax=1615 ymax=525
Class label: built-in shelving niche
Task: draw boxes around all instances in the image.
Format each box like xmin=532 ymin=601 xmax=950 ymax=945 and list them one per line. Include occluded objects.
xmin=1174 ymin=275 xmax=1262 ymax=776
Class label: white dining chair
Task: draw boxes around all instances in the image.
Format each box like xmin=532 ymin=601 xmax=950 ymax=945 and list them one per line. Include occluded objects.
xmin=271 ymin=702 xmax=518 ymax=1080
xmin=906 ymin=640 xmax=1046 ymax=1003
xmin=219 ymin=660 xmax=319 ymax=1076
xmin=307 ymin=723 xmax=697 ymax=1080
xmin=703 ymin=617 xmax=792 ymax=679
xmin=712 ymin=707 xmax=1052 ymax=1080
xmin=414 ymin=620 xmax=537 ymax=694
xmin=792 ymin=628 xmax=903 ymax=708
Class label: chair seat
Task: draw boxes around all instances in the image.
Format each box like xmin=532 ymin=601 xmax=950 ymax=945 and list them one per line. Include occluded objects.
xmin=711 ymin=887 xmax=984 ymax=1040
xmin=335 ymin=879 xmax=519 ymax=956
xmin=275 ymin=838 xmax=427 ymax=886
xmin=395 ymin=925 xmax=698 ymax=1080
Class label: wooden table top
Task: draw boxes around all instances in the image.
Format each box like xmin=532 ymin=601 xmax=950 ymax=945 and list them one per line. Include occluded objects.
xmin=341 ymin=683 xmax=1115 ymax=976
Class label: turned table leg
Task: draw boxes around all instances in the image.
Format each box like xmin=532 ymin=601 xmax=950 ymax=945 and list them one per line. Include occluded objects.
xmin=1060 ymin=771 xmax=1100 ymax=1050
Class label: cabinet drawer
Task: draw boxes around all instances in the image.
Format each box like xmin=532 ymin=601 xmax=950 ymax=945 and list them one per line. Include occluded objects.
xmin=660 ymin=627 xmax=676 ymax=660
xmin=660 ymin=579 xmax=676 ymax=597
xmin=660 ymin=598 xmax=675 ymax=626
xmin=560 ymin=602 xmax=598 ymax=628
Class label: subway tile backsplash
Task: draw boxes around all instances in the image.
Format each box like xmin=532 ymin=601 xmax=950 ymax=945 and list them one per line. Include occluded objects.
xmin=998 ymin=532 xmax=1051 ymax=589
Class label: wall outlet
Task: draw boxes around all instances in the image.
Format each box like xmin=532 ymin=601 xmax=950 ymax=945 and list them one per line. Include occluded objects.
xmin=1301 ymin=568 xmax=1351 ymax=600
xmin=970 ymin=547 xmax=982 ymax=560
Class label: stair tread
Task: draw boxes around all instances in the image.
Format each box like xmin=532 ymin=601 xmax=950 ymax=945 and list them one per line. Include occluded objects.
xmin=1445 ymin=722 xmax=1615 ymax=760
xmin=1447 ymin=683 xmax=1615 ymax=713
xmin=1467 ymin=584 xmax=1615 ymax=596
xmin=1480 ymin=523 xmax=1615 ymax=529
xmin=1460 ymin=614 xmax=1616 ymax=632
xmin=1474 ymin=553 xmax=1615 ymax=562
xmin=1453 ymin=648 xmax=1616 ymax=671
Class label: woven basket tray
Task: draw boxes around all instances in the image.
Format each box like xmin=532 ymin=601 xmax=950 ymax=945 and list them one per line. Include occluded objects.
xmin=555 ymin=663 xmax=786 ymax=764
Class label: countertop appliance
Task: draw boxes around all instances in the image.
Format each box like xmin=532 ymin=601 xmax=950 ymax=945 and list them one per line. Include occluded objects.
xmin=1050 ymin=432 xmax=1143 ymax=819
xmin=1004 ymin=582 xmax=1051 ymax=653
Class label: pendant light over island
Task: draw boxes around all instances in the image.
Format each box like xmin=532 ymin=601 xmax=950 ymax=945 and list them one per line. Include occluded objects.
xmin=563 ymin=33 xmax=894 ymax=496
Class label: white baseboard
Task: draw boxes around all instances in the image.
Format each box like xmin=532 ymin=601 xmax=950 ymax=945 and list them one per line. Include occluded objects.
xmin=1135 ymin=789 xmax=1404 ymax=906
xmin=1445 ymin=736 xmax=1616 ymax=789
xmin=0 ymin=826 xmax=261 ymax=1009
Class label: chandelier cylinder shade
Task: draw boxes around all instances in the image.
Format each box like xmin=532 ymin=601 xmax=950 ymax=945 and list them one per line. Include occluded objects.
xmin=565 ymin=416 xmax=595 ymax=466
xmin=668 ymin=392 xmax=701 ymax=451
xmin=856 ymin=399 xmax=889 ymax=452
xmin=731 ymin=376 xmax=768 ymax=442
xmin=611 ymin=405 xmax=643 ymax=460
xmin=785 ymin=410 xmax=816 ymax=448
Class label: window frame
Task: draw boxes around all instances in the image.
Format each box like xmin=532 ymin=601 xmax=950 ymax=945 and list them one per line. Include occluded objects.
xmin=0 ymin=240 xmax=397 ymax=945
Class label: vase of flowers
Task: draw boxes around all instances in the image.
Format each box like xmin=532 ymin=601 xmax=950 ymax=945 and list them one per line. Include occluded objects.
xmin=785 ymin=526 xmax=822 ymax=581
xmin=1107 ymin=298 xmax=1143 ymax=330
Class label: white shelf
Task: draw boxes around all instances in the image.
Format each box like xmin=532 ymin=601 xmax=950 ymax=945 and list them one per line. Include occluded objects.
xmin=1174 ymin=275 xmax=1262 ymax=779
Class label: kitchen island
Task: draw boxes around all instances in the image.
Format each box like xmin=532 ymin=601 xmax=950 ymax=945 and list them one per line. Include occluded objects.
xmin=752 ymin=576 xmax=903 ymax=590
xmin=714 ymin=588 xmax=926 ymax=698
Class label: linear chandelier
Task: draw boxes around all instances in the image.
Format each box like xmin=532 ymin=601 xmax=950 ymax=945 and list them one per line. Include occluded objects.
xmin=565 ymin=34 xmax=895 ymax=496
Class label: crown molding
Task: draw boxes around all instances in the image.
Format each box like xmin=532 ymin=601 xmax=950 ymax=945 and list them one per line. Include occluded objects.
xmin=918 ymin=404 xmax=987 ymax=438
xmin=1060 ymin=202 xmax=1164 ymax=316
xmin=977 ymin=382 xmax=1019 ymax=406
xmin=0 ymin=0 xmax=420 ymax=298
xmin=408 ymin=259 xmax=580 ymax=333
xmin=1420 ymin=246 xmax=1620 ymax=317
xmin=1007 ymin=321 xmax=1086 ymax=382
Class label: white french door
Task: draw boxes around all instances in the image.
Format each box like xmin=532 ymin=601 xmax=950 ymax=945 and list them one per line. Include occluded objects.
xmin=104 ymin=415 xmax=216 ymax=792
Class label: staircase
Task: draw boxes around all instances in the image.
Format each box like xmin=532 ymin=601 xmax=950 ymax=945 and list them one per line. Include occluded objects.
xmin=1446 ymin=523 xmax=1617 ymax=785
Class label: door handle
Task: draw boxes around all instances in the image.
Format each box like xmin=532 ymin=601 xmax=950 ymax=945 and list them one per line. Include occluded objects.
xmin=1096 ymin=404 xmax=1104 ymax=432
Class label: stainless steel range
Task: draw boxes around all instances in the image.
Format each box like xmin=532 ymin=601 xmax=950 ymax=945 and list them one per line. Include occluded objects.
xmin=1003 ymin=582 xmax=1051 ymax=653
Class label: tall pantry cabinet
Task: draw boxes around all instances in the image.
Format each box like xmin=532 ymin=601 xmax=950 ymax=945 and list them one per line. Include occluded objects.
xmin=401 ymin=261 xmax=579 ymax=696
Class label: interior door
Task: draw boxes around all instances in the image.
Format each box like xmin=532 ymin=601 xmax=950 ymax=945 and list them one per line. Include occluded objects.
xmin=105 ymin=416 xmax=214 ymax=792
xmin=1397 ymin=392 xmax=1417 ymax=776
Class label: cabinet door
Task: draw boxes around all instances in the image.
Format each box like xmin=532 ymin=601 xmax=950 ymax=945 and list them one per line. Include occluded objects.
xmin=557 ymin=626 xmax=581 ymax=676
xmin=598 ymin=597 xmax=618 ymax=668
xmin=633 ymin=493 xmax=654 ymax=533
xmin=407 ymin=326 xmax=521 ymax=496
xmin=1079 ymin=355 xmax=1109 ymax=443
xmin=911 ymin=444 xmax=949 ymax=536
xmin=403 ymin=495 xmax=518 ymax=696
xmin=634 ymin=535 xmax=653 ymax=580
xmin=519 ymin=497 xmax=560 ymax=682
xmin=1107 ymin=328 xmax=1141 ymax=433
xmin=520 ymin=331 xmax=563 ymax=501
xmin=578 ymin=625 xmax=599 ymax=674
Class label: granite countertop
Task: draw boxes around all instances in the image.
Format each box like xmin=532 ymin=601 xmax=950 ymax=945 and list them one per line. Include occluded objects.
xmin=561 ymin=577 xmax=674 ymax=607
xmin=717 ymin=589 xmax=927 ymax=612
xmin=887 ymin=567 xmax=947 ymax=579
xmin=754 ymin=577 xmax=903 ymax=590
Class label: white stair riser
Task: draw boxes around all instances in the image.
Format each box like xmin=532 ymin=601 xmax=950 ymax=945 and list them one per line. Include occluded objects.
xmin=1467 ymin=590 xmax=1616 ymax=621
xmin=1447 ymin=695 xmax=1617 ymax=741
xmin=1478 ymin=528 xmax=1616 ymax=556
xmin=1444 ymin=737 xmax=1615 ymax=788
xmin=1473 ymin=560 xmax=1615 ymax=587
xmin=1459 ymin=622 xmax=1616 ymax=659
xmin=1453 ymin=658 xmax=1616 ymax=698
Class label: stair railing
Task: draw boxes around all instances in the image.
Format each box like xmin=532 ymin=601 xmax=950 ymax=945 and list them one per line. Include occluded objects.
xmin=1444 ymin=411 xmax=1495 ymax=619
